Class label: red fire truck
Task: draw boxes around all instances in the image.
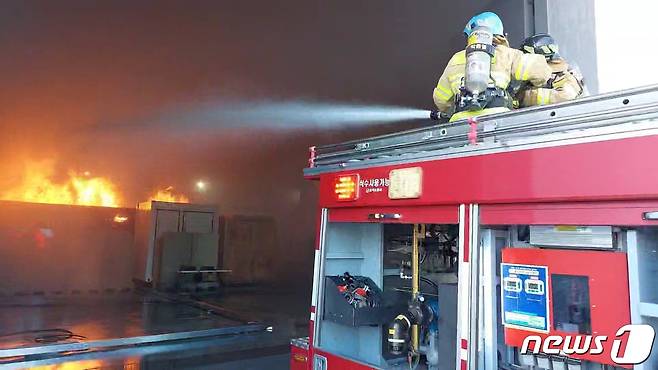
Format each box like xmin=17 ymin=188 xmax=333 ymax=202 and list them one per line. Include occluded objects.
xmin=291 ymin=85 xmax=658 ymax=370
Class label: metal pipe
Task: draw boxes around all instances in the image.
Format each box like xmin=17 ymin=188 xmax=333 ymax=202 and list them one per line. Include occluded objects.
xmin=412 ymin=224 xmax=420 ymax=297
xmin=410 ymin=224 xmax=425 ymax=352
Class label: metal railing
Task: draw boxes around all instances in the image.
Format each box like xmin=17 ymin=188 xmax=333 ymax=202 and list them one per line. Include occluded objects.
xmin=305 ymin=85 xmax=658 ymax=176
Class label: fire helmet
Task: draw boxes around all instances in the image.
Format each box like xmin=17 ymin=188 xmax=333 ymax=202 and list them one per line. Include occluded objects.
xmin=464 ymin=12 xmax=504 ymax=37
xmin=521 ymin=33 xmax=560 ymax=60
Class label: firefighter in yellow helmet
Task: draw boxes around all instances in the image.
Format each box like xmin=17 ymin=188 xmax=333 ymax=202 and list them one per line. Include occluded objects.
xmin=515 ymin=34 xmax=585 ymax=108
xmin=432 ymin=12 xmax=552 ymax=122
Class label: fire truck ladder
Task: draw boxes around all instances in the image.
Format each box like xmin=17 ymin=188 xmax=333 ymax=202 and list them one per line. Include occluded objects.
xmin=305 ymin=84 xmax=658 ymax=176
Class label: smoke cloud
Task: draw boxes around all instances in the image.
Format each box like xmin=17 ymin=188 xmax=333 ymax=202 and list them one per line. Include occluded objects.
xmin=0 ymin=0 xmax=512 ymax=289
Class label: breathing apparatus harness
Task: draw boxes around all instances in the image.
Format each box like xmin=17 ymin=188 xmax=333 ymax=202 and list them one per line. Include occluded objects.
xmin=455 ymin=85 xmax=510 ymax=113
xmin=455 ymin=26 xmax=511 ymax=113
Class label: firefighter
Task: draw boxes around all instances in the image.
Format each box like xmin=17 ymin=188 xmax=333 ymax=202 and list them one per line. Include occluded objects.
xmin=515 ymin=33 xmax=585 ymax=107
xmin=433 ymin=12 xmax=552 ymax=122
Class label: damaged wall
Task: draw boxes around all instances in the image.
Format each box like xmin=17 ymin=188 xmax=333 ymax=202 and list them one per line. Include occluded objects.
xmin=221 ymin=215 xmax=278 ymax=286
xmin=0 ymin=201 xmax=135 ymax=296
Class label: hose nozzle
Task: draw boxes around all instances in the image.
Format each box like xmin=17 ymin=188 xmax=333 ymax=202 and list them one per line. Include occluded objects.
xmin=429 ymin=110 xmax=440 ymax=121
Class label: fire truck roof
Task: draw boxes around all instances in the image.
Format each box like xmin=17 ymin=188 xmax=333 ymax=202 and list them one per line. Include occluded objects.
xmin=305 ymin=84 xmax=658 ymax=177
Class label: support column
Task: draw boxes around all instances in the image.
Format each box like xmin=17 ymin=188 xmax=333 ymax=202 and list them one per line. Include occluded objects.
xmin=533 ymin=0 xmax=599 ymax=94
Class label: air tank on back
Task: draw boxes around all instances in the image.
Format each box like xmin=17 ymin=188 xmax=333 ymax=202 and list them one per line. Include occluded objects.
xmin=464 ymin=25 xmax=494 ymax=96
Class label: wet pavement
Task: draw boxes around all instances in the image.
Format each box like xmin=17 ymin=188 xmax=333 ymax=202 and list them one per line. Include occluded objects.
xmin=0 ymin=293 xmax=241 ymax=350
xmin=8 ymin=337 xmax=290 ymax=370
xmin=203 ymin=286 xmax=310 ymax=338
xmin=0 ymin=287 xmax=309 ymax=369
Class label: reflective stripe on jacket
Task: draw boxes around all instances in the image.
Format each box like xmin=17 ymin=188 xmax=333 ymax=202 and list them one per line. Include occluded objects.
xmin=449 ymin=107 xmax=509 ymax=122
xmin=517 ymin=59 xmax=584 ymax=107
xmin=433 ymin=43 xmax=551 ymax=118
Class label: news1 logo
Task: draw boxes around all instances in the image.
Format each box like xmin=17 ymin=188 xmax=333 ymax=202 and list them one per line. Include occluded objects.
xmin=520 ymin=324 xmax=656 ymax=365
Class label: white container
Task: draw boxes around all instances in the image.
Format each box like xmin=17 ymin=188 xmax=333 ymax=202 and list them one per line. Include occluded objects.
xmin=133 ymin=200 xmax=219 ymax=285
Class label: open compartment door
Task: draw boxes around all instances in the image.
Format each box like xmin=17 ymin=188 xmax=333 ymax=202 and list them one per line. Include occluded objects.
xmin=476 ymin=201 xmax=658 ymax=370
xmin=313 ymin=205 xmax=461 ymax=369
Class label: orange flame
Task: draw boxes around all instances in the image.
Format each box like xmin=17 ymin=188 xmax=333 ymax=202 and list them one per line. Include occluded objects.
xmin=2 ymin=161 xmax=121 ymax=207
xmin=29 ymin=360 xmax=104 ymax=370
xmin=149 ymin=186 xmax=189 ymax=203
xmin=113 ymin=215 xmax=129 ymax=223
xmin=30 ymin=358 xmax=139 ymax=370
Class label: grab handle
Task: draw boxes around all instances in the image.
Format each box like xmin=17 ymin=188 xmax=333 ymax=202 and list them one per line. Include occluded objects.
xmin=368 ymin=213 xmax=402 ymax=220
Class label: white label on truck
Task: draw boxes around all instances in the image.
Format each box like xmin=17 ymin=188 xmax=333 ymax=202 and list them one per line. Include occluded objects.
xmin=388 ymin=167 xmax=423 ymax=199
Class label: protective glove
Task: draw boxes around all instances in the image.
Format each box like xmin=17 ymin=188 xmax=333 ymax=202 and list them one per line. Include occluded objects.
xmin=551 ymin=74 xmax=568 ymax=89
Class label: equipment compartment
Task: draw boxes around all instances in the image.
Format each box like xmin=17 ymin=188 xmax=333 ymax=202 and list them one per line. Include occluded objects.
xmin=323 ymin=275 xmax=400 ymax=326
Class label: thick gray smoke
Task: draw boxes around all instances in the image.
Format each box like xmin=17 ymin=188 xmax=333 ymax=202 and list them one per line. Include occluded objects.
xmin=156 ymin=99 xmax=431 ymax=131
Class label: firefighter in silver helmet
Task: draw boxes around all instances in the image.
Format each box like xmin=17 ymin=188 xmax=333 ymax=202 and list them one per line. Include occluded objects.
xmin=433 ymin=12 xmax=552 ymax=122
xmin=515 ymin=33 xmax=586 ymax=108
